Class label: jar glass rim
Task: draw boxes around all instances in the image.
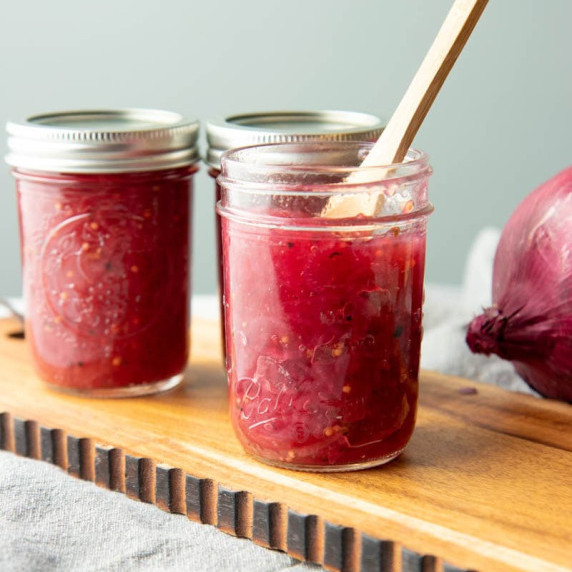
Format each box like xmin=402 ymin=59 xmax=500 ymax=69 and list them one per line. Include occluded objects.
xmin=217 ymin=141 xmax=433 ymax=227
xmin=219 ymin=141 xmax=430 ymax=188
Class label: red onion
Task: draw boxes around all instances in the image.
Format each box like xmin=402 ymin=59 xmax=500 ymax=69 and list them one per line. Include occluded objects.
xmin=466 ymin=166 xmax=572 ymax=401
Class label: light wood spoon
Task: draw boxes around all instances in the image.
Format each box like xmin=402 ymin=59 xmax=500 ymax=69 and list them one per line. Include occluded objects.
xmin=323 ymin=0 xmax=489 ymax=217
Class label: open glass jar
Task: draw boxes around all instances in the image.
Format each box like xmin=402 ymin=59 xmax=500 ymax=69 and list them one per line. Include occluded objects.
xmin=217 ymin=142 xmax=433 ymax=471
xmin=6 ymin=109 xmax=199 ymax=397
xmin=206 ymin=111 xmax=385 ymax=362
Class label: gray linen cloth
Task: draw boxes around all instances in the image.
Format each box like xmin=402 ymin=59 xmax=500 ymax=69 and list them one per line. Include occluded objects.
xmin=0 ymin=451 xmax=318 ymax=571
xmin=0 ymin=228 xmax=537 ymax=571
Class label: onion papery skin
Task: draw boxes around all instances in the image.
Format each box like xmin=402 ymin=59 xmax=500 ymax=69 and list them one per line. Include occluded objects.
xmin=466 ymin=166 xmax=572 ymax=402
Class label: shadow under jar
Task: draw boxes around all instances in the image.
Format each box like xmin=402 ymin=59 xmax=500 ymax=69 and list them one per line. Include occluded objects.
xmin=205 ymin=110 xmax=385 ymax=364
xmin=6 ymin=109 xmax=200 ymax=397
xmin=217 ymin=142 xmax=433 ymax=471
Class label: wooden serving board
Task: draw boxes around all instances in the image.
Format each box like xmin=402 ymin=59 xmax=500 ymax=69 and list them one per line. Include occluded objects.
xmin=0 ymin=317 xmax=570 ymax=572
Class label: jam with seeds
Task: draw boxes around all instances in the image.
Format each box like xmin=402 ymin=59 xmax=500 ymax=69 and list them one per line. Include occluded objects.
xmin=218 ymin=141 xmax=432 ymax=470
xmin=222 ymin=218 xmax=426 ymax=469
xmin=15 ymin=166 xmax=195 ymax=393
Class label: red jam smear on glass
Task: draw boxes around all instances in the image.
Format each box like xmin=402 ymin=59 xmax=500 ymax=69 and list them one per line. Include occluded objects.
xmin=223 ymin=218 xmax=426 ymax=468
xmin=16 ymin=167 xmax=194 ymax=391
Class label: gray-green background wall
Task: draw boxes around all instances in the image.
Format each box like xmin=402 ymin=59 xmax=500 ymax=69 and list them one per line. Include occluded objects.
xmin=1 ymin=0 xmax=570 ymax=295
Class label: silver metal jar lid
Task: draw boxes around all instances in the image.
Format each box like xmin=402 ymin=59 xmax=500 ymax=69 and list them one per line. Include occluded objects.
xmin=5 ymin=109 xmax=200 ymax=173
xmin=205 ymin=110 xmax=385 ymax=168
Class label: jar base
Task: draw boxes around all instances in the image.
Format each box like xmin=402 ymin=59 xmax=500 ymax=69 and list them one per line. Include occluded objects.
xmin=248 ymin=449 xmax=404 ymax=473
xmin=44 ymin=373 xmax=184 ymax=399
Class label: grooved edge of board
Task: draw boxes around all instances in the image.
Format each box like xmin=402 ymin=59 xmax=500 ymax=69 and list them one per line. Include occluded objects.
xmin=0 ymin=412 xmax=469 ymax=572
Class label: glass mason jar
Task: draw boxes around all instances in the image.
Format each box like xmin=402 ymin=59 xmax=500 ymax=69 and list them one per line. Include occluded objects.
xmin=5 ymin=109 xmax=200 ymax=397
xmin=217 ymin=142 xmax=433 ymax=471
xmin=206 ymin=111 xmax=385 ymax=362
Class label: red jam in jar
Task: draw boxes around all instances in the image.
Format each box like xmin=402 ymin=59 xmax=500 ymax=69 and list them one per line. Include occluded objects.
xmin=206 ymin=111 xmax=385 ymax=363
xmin=218 ymin=142 xmax=432 ymax=471
xmin=7 ymin=109 xmax=199 ymax=397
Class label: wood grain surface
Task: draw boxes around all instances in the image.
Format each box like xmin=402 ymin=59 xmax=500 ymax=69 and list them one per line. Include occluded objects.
xmin=0 ymin=317 xmax=570 ymax=572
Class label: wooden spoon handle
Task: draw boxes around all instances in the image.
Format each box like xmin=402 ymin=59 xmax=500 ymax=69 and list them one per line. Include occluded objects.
xmin=363 ymin=0 xmax=489 ymax=167
xmin=322 ymin=0 xmax=488 ymax=218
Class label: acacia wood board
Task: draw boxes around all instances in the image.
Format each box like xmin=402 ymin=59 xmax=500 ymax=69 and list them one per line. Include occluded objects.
xmin=0 ymin=317 xmax=570 ymax=572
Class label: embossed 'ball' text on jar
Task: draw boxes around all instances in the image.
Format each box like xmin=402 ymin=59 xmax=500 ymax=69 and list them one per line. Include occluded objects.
xmin=217 ymin=142 xmax=433 ymax=471
xmin=6 ymin=109 xmax=200 ymax=397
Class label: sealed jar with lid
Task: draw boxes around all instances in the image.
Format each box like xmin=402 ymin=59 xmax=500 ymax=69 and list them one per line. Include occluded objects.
xmin=6 ymin=109 xmax=199 ymax=397
xmin=206 ymin=111 xmax=385 ymax=360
